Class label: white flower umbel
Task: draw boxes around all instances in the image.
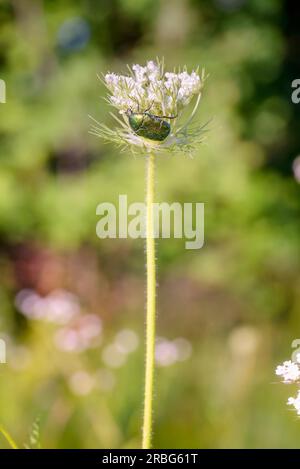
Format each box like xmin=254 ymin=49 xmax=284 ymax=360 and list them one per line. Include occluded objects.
xmin=275 ymin=360 xmax=300 ymax=383
xmin=90 ymin=58 xmax=207 ymax=154
xmin=287 ymin=391 xmax=300 ymax=415
xmin=275 ymin=355 xmax=300 ymax=416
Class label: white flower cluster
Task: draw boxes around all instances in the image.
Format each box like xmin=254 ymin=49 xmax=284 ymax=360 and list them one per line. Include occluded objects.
xmin=275 ymin=353 xmax=300 ymax=415
xmin=275 ymin=359 xmax=300 ymax=383
xmin=288 ymin=392 xmax=300 ymax=415
xmin=104 ymin=60 xmax=202 ymax=116
xmin=155 ymin=337 xmax=192 ymax=367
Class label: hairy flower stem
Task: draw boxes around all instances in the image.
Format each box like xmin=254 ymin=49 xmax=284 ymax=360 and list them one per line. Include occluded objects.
xmin=142 ymin=151 xmax=156 ymax=449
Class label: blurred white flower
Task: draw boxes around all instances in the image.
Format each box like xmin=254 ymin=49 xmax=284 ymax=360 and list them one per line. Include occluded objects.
xmin=173 ymin=337 xmax=192 ymax=361
xmin=101 ymin=329 xmax=139 ymax=369
xmin=102 ymin=343 xmax=127 ymax=369
xmin=155 ymin=338 xmax=178 ymax=367
xmin=275 ymin=352 xmax=300 ymax=416
xmin=287 ymin=391 xmax=300 ymax=415
xmin=292 ymin=156 xmax=300 ymax=183
xmin=275 ymin=360 xmax=300 ymax=383
xmin=54 ymin=314 xmax=102 ymax=352
xmin=69 ymin=370 xmax=94 ymax=395
xmin=228 ymin=325 xmax=260 ymax=358
xmin=15 ymin=289 xmax=80 ymax=324
xmin=155 ymin=337 xmax=192 ymax=367
xmin=114 ymin=328 xmax=139 ymax=354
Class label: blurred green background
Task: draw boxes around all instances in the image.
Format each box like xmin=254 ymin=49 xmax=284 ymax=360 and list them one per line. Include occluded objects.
xmin=0 ymin=0 xmax=300 ymax=449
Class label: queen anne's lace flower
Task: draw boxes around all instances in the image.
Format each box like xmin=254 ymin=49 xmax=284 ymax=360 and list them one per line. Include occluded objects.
xmin=275 ymin=354 xmax=300 ymax=416
xmin=275 ymin=360 xmax=300 ymax=383
xmin=90 ymin=59 xmax=207 ymax=154
xmin=104 ymin=60 xmax=201 ymax=116
xmin=287 ymin=392 xmax=300 ymax=415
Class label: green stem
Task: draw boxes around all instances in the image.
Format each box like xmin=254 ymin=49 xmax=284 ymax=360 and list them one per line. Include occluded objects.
xmin=0 ymin=425 xmax=18 ymax=449
xmin=142 ymin=151 xmax=156 ymax=449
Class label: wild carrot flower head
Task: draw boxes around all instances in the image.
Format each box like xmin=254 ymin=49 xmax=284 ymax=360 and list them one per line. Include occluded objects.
xmin=287 ymin=391 xmax=300 ymax=415
xmin=275 ymin=359 xmax=300 ymax=383
xmin=90 ymin=58 xmax=207 ymax=154
xmin=275 ymin=353 xmax=300 ymax=415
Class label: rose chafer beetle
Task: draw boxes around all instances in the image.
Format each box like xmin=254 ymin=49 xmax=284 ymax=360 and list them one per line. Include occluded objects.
xmin=125 ymin=108 xmax=177 ymax=142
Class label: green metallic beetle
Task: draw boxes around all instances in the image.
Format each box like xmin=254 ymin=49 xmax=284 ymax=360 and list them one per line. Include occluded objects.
xmin=125 ymin=108 xmax=177 ymax=142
